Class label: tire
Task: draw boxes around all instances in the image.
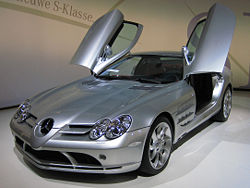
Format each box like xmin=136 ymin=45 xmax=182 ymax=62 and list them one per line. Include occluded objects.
xmin=139 ymin=117 xmax=173 ymax=176
xmin=213 ymin=87 xmax=232 ymax=122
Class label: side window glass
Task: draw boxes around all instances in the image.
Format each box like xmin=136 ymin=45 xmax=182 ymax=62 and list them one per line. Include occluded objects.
xmin=106 ymin=22 xmax=138 ymax=59
xmin=94 ymin=21 xmax=142 ymax=74
xmin=187 ymin=20 xmax=205 ymax=61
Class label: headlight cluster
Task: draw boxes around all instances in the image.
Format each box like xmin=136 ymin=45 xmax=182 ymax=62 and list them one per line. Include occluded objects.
xmin=14 ymin=99 xmax=31 ymax=122
xmin=89 ymin=115 xmax=132 ymax=140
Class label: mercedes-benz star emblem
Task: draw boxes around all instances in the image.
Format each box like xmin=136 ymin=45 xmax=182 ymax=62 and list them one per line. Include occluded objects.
xmin=40 ymin=118 xmax=54 ymax=136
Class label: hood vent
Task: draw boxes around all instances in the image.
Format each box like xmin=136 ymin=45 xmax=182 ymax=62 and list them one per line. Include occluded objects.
xmin=59 ymin=124 xmax=93 ymax=135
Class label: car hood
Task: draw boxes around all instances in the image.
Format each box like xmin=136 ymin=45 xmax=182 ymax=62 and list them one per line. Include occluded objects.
xmin=30 ymin=76 xmax=164 ymax=128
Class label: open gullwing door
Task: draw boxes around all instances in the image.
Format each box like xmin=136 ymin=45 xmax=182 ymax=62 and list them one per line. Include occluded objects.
xmin=70 ymin=9 xmax=143 ymax=74
xmin=183 ymin=3 xmax=236 ymax=77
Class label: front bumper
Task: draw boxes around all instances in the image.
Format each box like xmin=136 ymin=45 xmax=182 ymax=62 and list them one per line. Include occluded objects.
xmin=10 ymin=119 xmax=149 ymax=174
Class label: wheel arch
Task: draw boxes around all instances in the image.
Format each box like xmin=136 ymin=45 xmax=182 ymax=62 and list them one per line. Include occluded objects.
xmin=154 ymin=112 xmax=175 ymax=142
xmin=139 ymin=111 xmax=175 ymax=175
xmin=228 ymin=83 xmax=232 ymax=92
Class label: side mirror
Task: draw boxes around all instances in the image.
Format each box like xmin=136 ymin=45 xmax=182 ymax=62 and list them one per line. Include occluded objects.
xmin=182 ymin=46 xmax=194 ymax=66
xmin=102 ymin=45 xmax=112 ymax=61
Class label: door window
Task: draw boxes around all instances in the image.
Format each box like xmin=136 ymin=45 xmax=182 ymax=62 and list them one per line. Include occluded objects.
xmin=94 ymin=21 xmax=142 ymax=73
xmin=107 ymin=22 xmax=139 ymax=59
xmin=186 ymin=20 xmax=205 ymax=62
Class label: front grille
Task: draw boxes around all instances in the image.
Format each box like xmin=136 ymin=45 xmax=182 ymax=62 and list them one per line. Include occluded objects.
xmin=25 ymin=145 xmax=70 ymax=165
xmin=68 ymin=152 xmax=101 ymax=166
xmin=15 ymin=136 xmax=24 ymax=148
xmin=15 ymin=137 xmax=102 ymax=170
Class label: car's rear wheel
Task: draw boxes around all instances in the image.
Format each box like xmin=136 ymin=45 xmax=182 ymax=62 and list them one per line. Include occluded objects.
xmin=214 ymin=87 xmax=232 ymax=122
xmin=139 ymin=117 xmax=173 ymax=176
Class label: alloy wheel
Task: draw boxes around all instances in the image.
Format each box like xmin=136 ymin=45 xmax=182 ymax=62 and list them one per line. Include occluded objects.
xmin=148 ymin=122 xmax=172 ymax=170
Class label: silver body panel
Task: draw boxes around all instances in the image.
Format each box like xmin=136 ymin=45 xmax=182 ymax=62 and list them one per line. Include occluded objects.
xmin=10 ymin=3 xmax=235 ymax=174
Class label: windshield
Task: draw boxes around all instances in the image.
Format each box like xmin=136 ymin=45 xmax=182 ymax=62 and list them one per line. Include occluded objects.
xmin=97 ymin=55 xmax=184 ymax=84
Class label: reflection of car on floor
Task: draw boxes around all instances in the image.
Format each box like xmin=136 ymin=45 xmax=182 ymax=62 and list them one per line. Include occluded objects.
xmin=10 ymin=3 xmax=235 ymax=175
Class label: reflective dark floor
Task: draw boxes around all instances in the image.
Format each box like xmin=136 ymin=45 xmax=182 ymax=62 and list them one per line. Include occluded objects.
xmin=1 ymin=91 xmax=250 ymax=188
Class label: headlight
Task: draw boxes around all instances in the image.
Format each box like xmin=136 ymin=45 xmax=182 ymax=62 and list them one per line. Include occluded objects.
xmin=89 ymin=115 xmax=132 ymax=140
xmin=14 ymin=99 xmax=31 ymax=122
xmin=89 ymin=119 xmax=110 ymax=140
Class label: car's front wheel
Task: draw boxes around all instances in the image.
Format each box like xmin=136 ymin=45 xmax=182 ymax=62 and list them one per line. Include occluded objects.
xmin=139 ymin=117 xmax=173 ymax=176
xmin=214 ymin=87 xmax=232 ymax=122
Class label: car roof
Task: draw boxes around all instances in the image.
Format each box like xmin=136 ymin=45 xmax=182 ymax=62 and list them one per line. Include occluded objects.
xmin=131 ymin=51 xmax=183 ymax=57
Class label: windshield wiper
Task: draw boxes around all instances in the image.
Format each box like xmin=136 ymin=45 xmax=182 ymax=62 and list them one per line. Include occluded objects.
xmin=95 ymin=75 xmax=115 ymax=80
xmin=96 ymin=75 xmax=165 ymax=84
xmin=95 ymin=75 xmax=131 ymax=80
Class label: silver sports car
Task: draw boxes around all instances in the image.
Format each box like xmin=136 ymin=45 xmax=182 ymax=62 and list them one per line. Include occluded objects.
xmin=10 ymin=3 xmax=235 ymax=175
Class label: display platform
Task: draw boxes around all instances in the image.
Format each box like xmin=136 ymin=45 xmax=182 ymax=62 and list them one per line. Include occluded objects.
xmin=0 ymin=91 xmax=249 ymax=188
